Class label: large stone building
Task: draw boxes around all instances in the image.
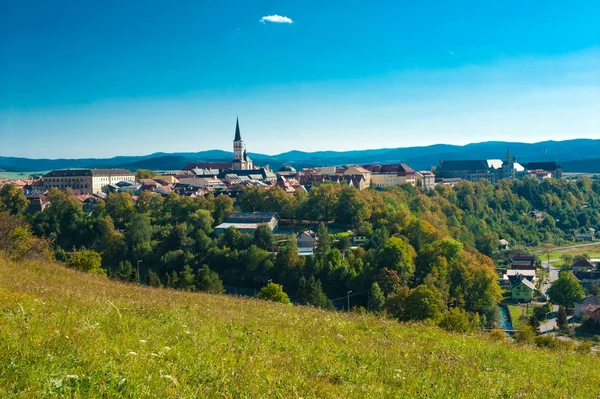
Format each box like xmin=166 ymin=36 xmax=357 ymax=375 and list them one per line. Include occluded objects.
xmin=364 ymin=163 xmax=417 ymax=188
xmin=435 ymin=151 xmax=528 ymax=184
xmin=43 ymin=169 xmax=135 ymax=194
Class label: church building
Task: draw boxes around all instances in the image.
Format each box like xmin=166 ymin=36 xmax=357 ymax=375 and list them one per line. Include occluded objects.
xmin=231 ymin=118 xmax=253 ymax=171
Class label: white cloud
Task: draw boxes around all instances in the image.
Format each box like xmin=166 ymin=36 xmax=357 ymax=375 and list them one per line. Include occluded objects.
xmin=260 ymin=15 xmax=293 ymax=24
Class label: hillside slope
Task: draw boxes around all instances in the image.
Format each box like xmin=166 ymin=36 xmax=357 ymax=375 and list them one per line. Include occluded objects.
xmin=1 ymin=258 xmax=599 ymax=398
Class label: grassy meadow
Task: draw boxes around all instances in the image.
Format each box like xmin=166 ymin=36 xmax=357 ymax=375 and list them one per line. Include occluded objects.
xmin=2 ymin=257 xmax=600 ymax=398
xmin=0 ymin=171 xmax=49 ymax=180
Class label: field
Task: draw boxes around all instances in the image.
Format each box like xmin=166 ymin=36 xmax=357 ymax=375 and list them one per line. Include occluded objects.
xmin=534 ymin=242 xmax=600 ymax=265
xmin=0 ymin=171 xmax=49 ymax=180
xmin=507 ymin=305 xmax=533 ymax=329
xmin=2 ymin=257 xmax=600 ymax=398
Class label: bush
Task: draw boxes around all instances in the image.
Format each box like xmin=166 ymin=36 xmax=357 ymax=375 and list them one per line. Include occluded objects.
xmin=67 ymin=249 xmax=106 ymax=277
xmin=438 ymin=308 xmax=472 ymax=333
xmin=488 ymin=329 xmax=507 ymax=341
xmin=257 ymin=282 xmax=291 ymax=304
xmin=575 ymin=341 xmax=593 ymax=354
xmin=514 ymin=325 xmax=536 ymax=344
xmin=534 ymin=336 xmax=559 ymax=349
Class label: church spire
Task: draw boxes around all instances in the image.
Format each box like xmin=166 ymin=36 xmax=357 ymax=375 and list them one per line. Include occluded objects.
xmin=234 ymin=117 xmax=242 ymax=141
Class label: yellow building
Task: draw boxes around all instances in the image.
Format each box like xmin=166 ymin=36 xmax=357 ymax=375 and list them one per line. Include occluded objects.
xmin=43 ymin=169 xmax=135 ymax=194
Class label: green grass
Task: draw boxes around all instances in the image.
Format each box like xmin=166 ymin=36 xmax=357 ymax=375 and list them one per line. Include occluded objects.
xmin=2 ymin=257 xmax=600 ymax=398
xmin=0 ymin=171 xmax=49 ymax=180
xmin=507 ymin=305 xmax=534 ymax=329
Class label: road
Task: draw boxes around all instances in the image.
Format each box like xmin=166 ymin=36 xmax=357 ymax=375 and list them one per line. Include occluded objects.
xmin=538 ymin=305 xmax=558 ymax=333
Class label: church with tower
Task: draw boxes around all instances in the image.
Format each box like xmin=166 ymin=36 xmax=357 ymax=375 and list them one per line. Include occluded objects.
xmin=231 ymin=118 xmax=253 ymax=170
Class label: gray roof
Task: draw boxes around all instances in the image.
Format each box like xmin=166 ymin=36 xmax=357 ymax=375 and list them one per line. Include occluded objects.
xmin=512 ymin=278 xmax=536 ymax=291
xmin=225 ymin=212 xmax=278 ymax=223
xmin=45 ymin=169 xmax=92 ymax=177
xmin=437 ymin=160 xmax=490 ymax=172
xmin=576 ymin=297 xmax=600 ymax=306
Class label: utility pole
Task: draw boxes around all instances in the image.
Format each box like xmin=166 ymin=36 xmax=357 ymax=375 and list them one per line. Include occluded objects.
xmin=136 ymin=260 xmax=143 ymax=283
xmin=347 ymin=290 xmax=352 ymax=312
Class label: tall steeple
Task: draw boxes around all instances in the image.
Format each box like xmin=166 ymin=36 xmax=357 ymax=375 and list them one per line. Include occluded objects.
xmin=234 ymin=117 xmax=242 ymax=142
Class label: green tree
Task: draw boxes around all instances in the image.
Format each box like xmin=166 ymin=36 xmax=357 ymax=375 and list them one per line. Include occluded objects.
xmin=378 ymin=237 xmax=415 ymax=284
xmin=369 ymin=282 xmax=385 ymax=311
xmin=146 ymin=270 xmax=162 ymax=287
xmin=297 ymin=276 xmax=332 ymax=309
xmin=195 ymin=265 xmax=224 ymax=294
xmin=253 ymin=224 xmax=274 ymax=250
xmin=114 ymin=260 xmax=138 ymax=283
xmin=68 ymin=249 xmax=106 ymax=276
xmin=176 ymin=265 xmax=196 ymax=291
xmin=315 ymin=222 xmax=331 ymax=261
xmin=257 ymin=282 xmax=291 ymax=304
xmin=403 ymin=285 xmax=445 ymax=321
xmin=0 ymin=184 xmax=28 ymax=215
xmin=548 ymin=273 xmax=585 ymax=308
xmin=307 ymin=183 xmax=339 ymax=222
xmin=135 ymin=169 xmax=156 ymax=180
xmin=335 ymin=186 xmax=370 ymax=228
xmin=557 ymin=305 xmax=568 ymax=331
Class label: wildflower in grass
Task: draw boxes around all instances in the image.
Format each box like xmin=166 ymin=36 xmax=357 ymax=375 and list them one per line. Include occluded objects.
xmin=151 ymin=353 xmax=159 ymax=357
xmin=65 ymin=374 xmax=78 ymax=380
xmin=162 ymin=346 xmax=171 ymax=351
xmin=139 ymin=339 xmax=147 ymax=344
xmin=129 ymin=351 xmax=137 ymax=356
xmin=184 ymin=330 xmax=191 ymax=335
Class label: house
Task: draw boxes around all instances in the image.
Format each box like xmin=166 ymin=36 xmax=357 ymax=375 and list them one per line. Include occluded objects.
xmin=297 ymin=230 xmax=318 ymax=249
xmin=25 ymin=194 xmax=49 ymax=213
xmin=506 ymin=269 xmax=536 ymax=284
xmin=214 ymin=212 xmax=279 ymax=236
xmin=575 ymin=233 xmax=595 ymax=241
xmin=573 ymin=271 xmax=600 ymax=289
xmin=572 ymin=258 xmax=596 ymax=273
xmin=574 ymin=297 xmax=600 ymax=318
xmin=415 ymin=171 xmax=436 ymax=190
xmin=529 ymin=210 xmax=544 ymax=222
xmin=510 ymin=277 xmax=536 ymax=302
xmin=509 ymin=254 xmax=536 ymax=270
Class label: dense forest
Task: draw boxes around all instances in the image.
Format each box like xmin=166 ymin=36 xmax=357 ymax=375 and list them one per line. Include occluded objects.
xmin=1 ymin=175 xmax=599 ymax=329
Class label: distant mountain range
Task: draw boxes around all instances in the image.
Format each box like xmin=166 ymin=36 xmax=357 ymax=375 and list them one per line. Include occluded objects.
xmin=1 ymin=139 xmax=599 ymax=174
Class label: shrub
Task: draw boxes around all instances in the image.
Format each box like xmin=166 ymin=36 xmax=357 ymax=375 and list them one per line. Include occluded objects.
xmin=438 ymin=308 xmax=472 ymax=333
xmin=67 ymin=249 xmax=106 ymax=277
xmin=575 ymin=341 xmax=593 ymax=354
xmin=488 ymin=329 xmax=507 ymax=341
xmin=534 ymin=336 xmax=559 ymax=349
xmin=514 ymin=325 xmax=536 ymax=344
xmin=257 ymin=282 xmax=291 ymax=304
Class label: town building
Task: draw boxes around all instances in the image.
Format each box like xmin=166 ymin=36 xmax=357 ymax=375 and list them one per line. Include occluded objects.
xmin=43 ymin=169 xmax=135 ymax=194
xmin=214 ymin=212 xmax=279 ymax=236
xmin=364 ymin=163 xmax=417 ymax=188
xmin=435 ymin=151 xmax=528 ymax=184
xmin=522 ymin=162 xmax=562 ymax=179
xmin=575 ymin=297 xmax=600 ymax=318
xmin=415 ymin=171 xmax=436 ymax=190
xmin=510 ymin=277 xmax=536 ymax=302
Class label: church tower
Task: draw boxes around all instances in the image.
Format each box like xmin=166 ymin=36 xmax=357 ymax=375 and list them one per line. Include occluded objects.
xmin=232 ymin=118 xmax=252 ymax=170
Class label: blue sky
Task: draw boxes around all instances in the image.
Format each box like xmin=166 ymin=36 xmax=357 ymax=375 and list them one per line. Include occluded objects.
xmin=1 ymin=0 xmax=599 ymax=158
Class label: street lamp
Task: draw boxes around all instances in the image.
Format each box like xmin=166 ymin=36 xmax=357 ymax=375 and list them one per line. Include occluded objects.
xmin=136 ymin=260 xmax=143 ymax=282
xmin=347 ymin=290 xmax=352 ymax=312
